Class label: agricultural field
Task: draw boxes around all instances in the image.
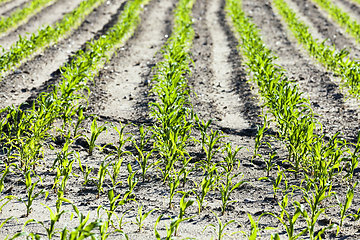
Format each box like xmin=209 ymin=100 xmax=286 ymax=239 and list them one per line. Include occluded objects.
xmin=1 ymin=0 xmax=360 ymax=239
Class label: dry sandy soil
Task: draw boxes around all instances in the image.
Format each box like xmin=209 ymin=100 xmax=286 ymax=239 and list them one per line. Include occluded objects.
xmin=0 ymin=0 xmax=360 ymax=239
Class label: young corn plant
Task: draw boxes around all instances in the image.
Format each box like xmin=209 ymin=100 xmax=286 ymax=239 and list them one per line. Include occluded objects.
xmin=19 ymin=171 xmax=46 ymax=217
xmin=96 ymin=160 xmax=110 ymax=198
xmin=125 ymin=163 xmax=138 ymax=201
xmin=108 ymin=158 xmax=123 ymax=188
xmin=0 ymin=163 xmax=12 ymax=194
xmin=262 ymin=142 xmax=277 ymax=177
xmin=31 ymin=197 xmax=73 ymax=239
xmin=222 ymin=143 xmax=242 ymax=172
xmin=168 ymin=171 xmax=181 ymax=209
xmin=109 ymin=122 xmax=132 ymax=160
xmin=132 ymin=125 xmax=158 ymax=182
xmin=336 ymin=182 xmax=358 ymax=234
xmin=297 ymin=178 xmax=335 ymax=240
xmin=133 ymin=205 xmax=157 ymax=232
xmin=201 ymin=129 xmax=225 ymax=172
xmin=268 ymin=191 xmax=307 ymax=240
xmin=105 ymin=188 xmax=127 ymax=227
xmin=253 ymin=115 xmax=268 ymax=160
xmin=176 ymin=191 xmax=194 ymax=235
xmin=85 ymin=118 xmax=107 ymax=156
xmin=154 ymin=215 xmax=189 ymax=240
xmin=193 ymin=167 xmax=217 ymax=214
xmin=77 ymin=156 xmax=94 ymax=186
xmin=218 ymin=172 xmax=246 ymax=215
xmin=204 ymin=211 xmax=239 ymax=240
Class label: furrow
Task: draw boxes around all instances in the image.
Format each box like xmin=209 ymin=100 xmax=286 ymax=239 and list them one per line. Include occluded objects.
xmin=289 ymin=0 xmax=360 ymax=58
xmin=0 ymin=0 xmax=127 ymax=109
xmin=88 ymin=0 xmax=174 ymax=123
xmin=243 ymin=0 xmax=360 ymax=141
xmin=0 ymin=0 xmax=29 ymax=17
xmin=0 ymin=0 xmax=83 ymax=50
xmin=0 ymin=0 xmax=56 ymax=36
xmin=336 ymin=0 xmax=360 ymax=22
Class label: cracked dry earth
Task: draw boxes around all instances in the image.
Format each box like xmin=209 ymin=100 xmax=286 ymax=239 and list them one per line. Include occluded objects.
xmin=1 ymin=0 xmax=360 ymax=239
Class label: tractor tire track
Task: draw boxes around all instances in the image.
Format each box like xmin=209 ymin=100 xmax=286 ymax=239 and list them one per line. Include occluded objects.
xmin=0 ymin=0 xmax=83 ymax=50
xmin=243 ymin=0 xmax=360 ymax=142
xmin=0 ymin=0 xmax=127 ymax=109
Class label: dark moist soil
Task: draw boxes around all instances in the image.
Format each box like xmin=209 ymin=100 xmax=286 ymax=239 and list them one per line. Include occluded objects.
xmin=1 ymin=0 xmax=360 ymax=239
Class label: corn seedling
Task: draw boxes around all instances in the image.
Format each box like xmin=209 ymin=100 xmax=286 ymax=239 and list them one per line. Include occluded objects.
xmin=60 ymin=204 xmax=102 ymax=239
xmin=168 ymin=171 xmax=181 ymax=209
xmin=297 ymin=179 xmax=334 ymax=240
xmin=154 ymin=214 xmax=189 ymax=240
xmin=133 ymin=205 xmax=157 ymax=232
xmin=204 ymin=211 xmax=239 ymax=240
xmin=30 ymin=197 xmax=72 ymax=239
xmin=253 ymin=115 xmax=268 ymax=160
xmin=105 ymin=189 xmax=124 ymax=226
xmin=263 ymin=142 xmax=277 ymax=177
xmin=0 ymin=163 xmax=12 ymax=194
xmin=179 ymin=155 xmax=194 ymax=187
xmin=132 ymin=125 xmax=158 ymax=182
xmin=268 ymin=191 xmax=307 ymax=240
xmin=240 ymin=213 xmax=266 ymax=240
xmin=108 ymin=158 xmax=123 ymax=188
xmin=336 ymin=182 xmax=358 ymax=233
xmin=77 ymin=156 xmax=94 ymax=186
xmin=222 ymin=142 xmax=242 ymax=172
xmin=218 ymin=172 xmax=246 ymax=215
xmin=193 ymin=168 xmax=217 ymax=214
xmin=201 ymin=129 xmax=225 ymax=172
xmin=125 ymin=163 xmax=138 ymax=201
xmin=111 ymin=123 xmax=132 ymax=160
xmin=177 ymin=191 xmax=194 ymax=235
xmin=73 ymin=107 xmax=86 ymax=138
xmin=19 ymin=171 xmax=46 ymax=217
xmin=97 ymin=160 xmax=110 ymax=198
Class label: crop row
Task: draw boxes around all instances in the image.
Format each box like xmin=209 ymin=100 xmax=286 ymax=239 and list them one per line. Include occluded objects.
xmin=273 ymin=0 xmax=360 ymax=98
xmin=0 ymin=0 xmax=151 ymax=238
xmin=0 ymin=0 xmax=55 ymax=35
xmin=227 ymin=0 xmax=360 ymax=238
xmin=0 ymin=0 xmax=252 ymax=238
xmin=0 ymin=0 xmax=106 ymax=78
xmin=311 ymin=0 xmax=360 ymax=42
xmin=0 ymin=0 xmax=11 ymax=4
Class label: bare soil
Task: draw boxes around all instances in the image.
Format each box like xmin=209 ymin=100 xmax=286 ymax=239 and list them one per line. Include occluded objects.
xmin=0 ymin=0 xmax=29 ymax=17
xmin=0 ymin=0 xmax=360 ymax=239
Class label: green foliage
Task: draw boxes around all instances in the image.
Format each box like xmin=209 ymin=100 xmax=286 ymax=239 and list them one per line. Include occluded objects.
xmin=204 ymin=211 xmax=239 ymax=240
xmin=133 ymin=205 xmax=157 ymax=232
xmin=273 ymin=0 xmax=360 ymax=97
xmin=312 ymin=0 xmax=360 ymax=42
xmin=0 ymin=0 xmax=106 ymax=77
xmin=0 ymin=0 xmax=53 ymax=34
